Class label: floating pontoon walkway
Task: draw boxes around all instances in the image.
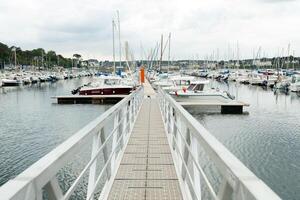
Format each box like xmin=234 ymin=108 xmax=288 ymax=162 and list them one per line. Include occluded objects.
xmin=107 ymin=80 xmax=183 ymax=199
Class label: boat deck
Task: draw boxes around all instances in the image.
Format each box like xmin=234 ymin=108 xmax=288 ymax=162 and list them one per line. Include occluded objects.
xmin=107 ymin=81 xmax=183 ymax=200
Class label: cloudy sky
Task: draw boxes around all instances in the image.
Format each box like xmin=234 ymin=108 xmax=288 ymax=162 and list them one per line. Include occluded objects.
xmin=0 ymin=0 xmax=299 ymax=60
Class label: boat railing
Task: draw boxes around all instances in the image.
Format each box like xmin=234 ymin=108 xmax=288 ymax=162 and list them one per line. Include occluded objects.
xmin=0 ymin=86 xmax=144 ymax=200
xmin=157 ymin=88 xmax=281 ymax=200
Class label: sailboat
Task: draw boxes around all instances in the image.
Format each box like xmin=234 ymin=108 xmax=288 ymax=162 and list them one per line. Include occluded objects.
xmin=78 ymin=13 xmax=134 ymax=96
xmin=2 ymin=48 xmax=21 ymax=86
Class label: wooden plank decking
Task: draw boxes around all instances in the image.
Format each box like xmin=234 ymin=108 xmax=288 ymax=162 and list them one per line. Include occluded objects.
xmin=107 ymin=81 xmax=183 ymax=200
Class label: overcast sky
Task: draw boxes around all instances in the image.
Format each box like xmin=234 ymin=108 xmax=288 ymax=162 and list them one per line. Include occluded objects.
xmin=0 ymin=0 xmax=299 ymax=60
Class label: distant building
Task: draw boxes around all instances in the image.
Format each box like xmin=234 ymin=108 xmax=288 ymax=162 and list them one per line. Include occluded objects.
xmin=87 ymin=59 xmax=99 ymax=67
xmin=252 ymin=60 xmax=272 ymax=67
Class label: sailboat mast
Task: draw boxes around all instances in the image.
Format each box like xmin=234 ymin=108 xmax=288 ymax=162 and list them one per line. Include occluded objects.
xmin=112 ymin=20 xmax=116 ymax=75
xmin=117 ymin=11 xmax=122 ymax=71
xmin=168 ymin=33 xmax=171 ymax=70
xmin=237 ymin=41 xmax=239 ymax=70
xmin=14 ymin=48 xmax=17 ymax=69
xmin=293 ymin=50 xmax=295 ymax=71
xmin=159 ymin=34 xmax=163 ymax=72
xmin=42 ymin=51 xmax=44 ymax=70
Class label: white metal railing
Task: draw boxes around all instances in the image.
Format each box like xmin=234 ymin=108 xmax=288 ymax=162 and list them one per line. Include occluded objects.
xmin=157 ymin=88 xmax=281 ymax=200
xmin=0 ymin=86 xmax=144 ymax=200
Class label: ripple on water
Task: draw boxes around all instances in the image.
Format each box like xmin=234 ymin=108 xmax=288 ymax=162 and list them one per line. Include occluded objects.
xmin=0 ymin=78 xmax=110 ymax=186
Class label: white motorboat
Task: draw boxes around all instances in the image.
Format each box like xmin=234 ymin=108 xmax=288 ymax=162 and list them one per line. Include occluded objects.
xmin=161 ymin=76 xmax=195 ymax=92
xmin=289 ymin=75 xmax=300 ymax=92
xmin=2 ymin=78 xmax=21 ymax=86
xmin=236 ymin=73 xmax=250 ymax=84
xmin=263 ymin=75 xmax=278 ymax=87
xmin=169 ymin=80 xmax=234 ymax=102
xmin=249 ymin=72 xmax=264 ymax=85
xmin=152 ymin=73 xmax=172 ymax=89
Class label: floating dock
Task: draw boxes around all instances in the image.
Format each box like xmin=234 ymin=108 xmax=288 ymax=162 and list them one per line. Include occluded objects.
xmin=179 ymin=100 xmax=249 ymax=114
xmin=52 ymin=95 xmax=127 ymax=104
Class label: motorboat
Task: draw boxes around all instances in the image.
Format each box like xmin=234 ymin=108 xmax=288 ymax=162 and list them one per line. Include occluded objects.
xmin=152 ymin=73 xmax=172 ymax=89
xmin=2 ymin=78 xmax=21 ymax=86
xmin=289 ymin=75 xmax=300 ymax=92
xmin=264 ymin=75 xmax=278 ymax=87
xmin=249 ymin=72 xmax=264 ymax=85
xmin=273 ymin=75 xmax=291 ymax=91
xmin=161 ymin=76 xmax=195 ymax=92
xmin=236 ymin=73 xmax=250 ymax=84
xmin=79 ymin=76 xmax=133 ymax=95
xmin=169 ymin=80 xmax=234 ymax=102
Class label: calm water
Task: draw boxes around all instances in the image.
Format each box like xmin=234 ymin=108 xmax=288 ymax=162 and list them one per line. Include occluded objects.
xmin=192 ymin=81 xmax=300 ymax=200
xmin=0 ymin=78 xmax=111 ymax=186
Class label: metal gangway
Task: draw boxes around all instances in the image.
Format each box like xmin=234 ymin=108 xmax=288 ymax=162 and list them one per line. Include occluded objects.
xmin=0 ymin=80 xmax=281 ymax=200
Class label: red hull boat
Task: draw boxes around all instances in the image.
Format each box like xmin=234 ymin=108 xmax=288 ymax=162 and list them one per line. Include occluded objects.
xmin=78 ymin=76 xmax=134 ymax=95
xmin=79 ymin=87 xmax=132 ymax=95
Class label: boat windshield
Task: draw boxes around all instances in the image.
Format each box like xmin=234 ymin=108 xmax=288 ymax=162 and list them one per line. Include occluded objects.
xmin=104 ymin=79 xmax=121 ymax=85
xmin=173 ymin=80 xmax=191 ymax=86
xmin=187 ymin=83 xmax=205 ymax=91
xmin=193 ymin=84 xmax=204 ymax=91
xmin=187 ymin=84 xmax=196 ymax=90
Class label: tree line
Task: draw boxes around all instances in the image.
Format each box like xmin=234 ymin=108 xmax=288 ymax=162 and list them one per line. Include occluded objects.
xmin=0 ymin=42 xmax=82 ymax=69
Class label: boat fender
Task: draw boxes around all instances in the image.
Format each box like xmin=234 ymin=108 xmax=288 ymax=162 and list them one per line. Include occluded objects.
xmin=182 ymin=87 xmax=187 ymax=93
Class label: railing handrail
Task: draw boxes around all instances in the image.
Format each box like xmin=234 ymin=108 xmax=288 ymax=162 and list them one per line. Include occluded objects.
xmin=158 ymin=88 xmax=281 ymax=200
xmin=0 ymin=86 xmax=144 ymax=200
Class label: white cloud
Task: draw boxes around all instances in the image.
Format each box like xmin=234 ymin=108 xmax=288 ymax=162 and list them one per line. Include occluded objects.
xmin=0 ymin=0 xmax=299 ymax=60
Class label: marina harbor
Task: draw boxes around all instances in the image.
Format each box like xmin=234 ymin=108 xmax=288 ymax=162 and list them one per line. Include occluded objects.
xmin=0 ymin=61 xmax=300 ymax=200
xmin=1 ymin=2 xmax=300 ymax=199
xmin=0 ymin=78 xmax=283 ymax=200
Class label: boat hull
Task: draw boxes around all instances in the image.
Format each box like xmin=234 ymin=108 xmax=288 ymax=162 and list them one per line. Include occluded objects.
xmin=170 ymin=93 xmax=230 ymax=102
xmin=1 ymin=80 xmax=21 ymax=87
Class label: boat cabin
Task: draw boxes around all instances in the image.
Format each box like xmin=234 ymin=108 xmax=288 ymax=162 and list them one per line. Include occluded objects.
xmin=186 ymin=81 xmax=209 ymax=92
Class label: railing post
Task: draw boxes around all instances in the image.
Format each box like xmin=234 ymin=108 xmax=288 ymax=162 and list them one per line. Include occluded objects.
xmin=191 ymin=134 xmax=201 ymax=200
xmin=44 ymin=177 xmax=63 ymax=200
xmin=218 ymin=179 xmax=233 ymax=200
xmin=87 ymin=130 xmax=101 ymax=198
xmin=111 ymin=111 xmax=119 ymax=174
xmin=120 ymin=104 xmax=127 ymax=148
xmin=126 ymin=102 xmax=130 ymax=134
xmin=24 ymin=182 xmax=42 ymax=200
xmin=172 ymin=112 xmax=178 ymax=150
xmin=164 ymin=101 xmax=168 ymax=123
xmin=181 ymin=128 xmax=191 ymax=182
xmin=100 ymin=127 xmax=110 ymax=179
xmin=131 ymin=97 xmax=135 ymax=123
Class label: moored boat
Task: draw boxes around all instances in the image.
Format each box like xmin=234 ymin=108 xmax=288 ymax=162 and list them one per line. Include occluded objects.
xmin=169 ymin=80 xmax=234 ymax=102
xmin=1 ymin=78 xmax=21 ymax=86
xmin=79 ymin=76 xmax=133 ymax=95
